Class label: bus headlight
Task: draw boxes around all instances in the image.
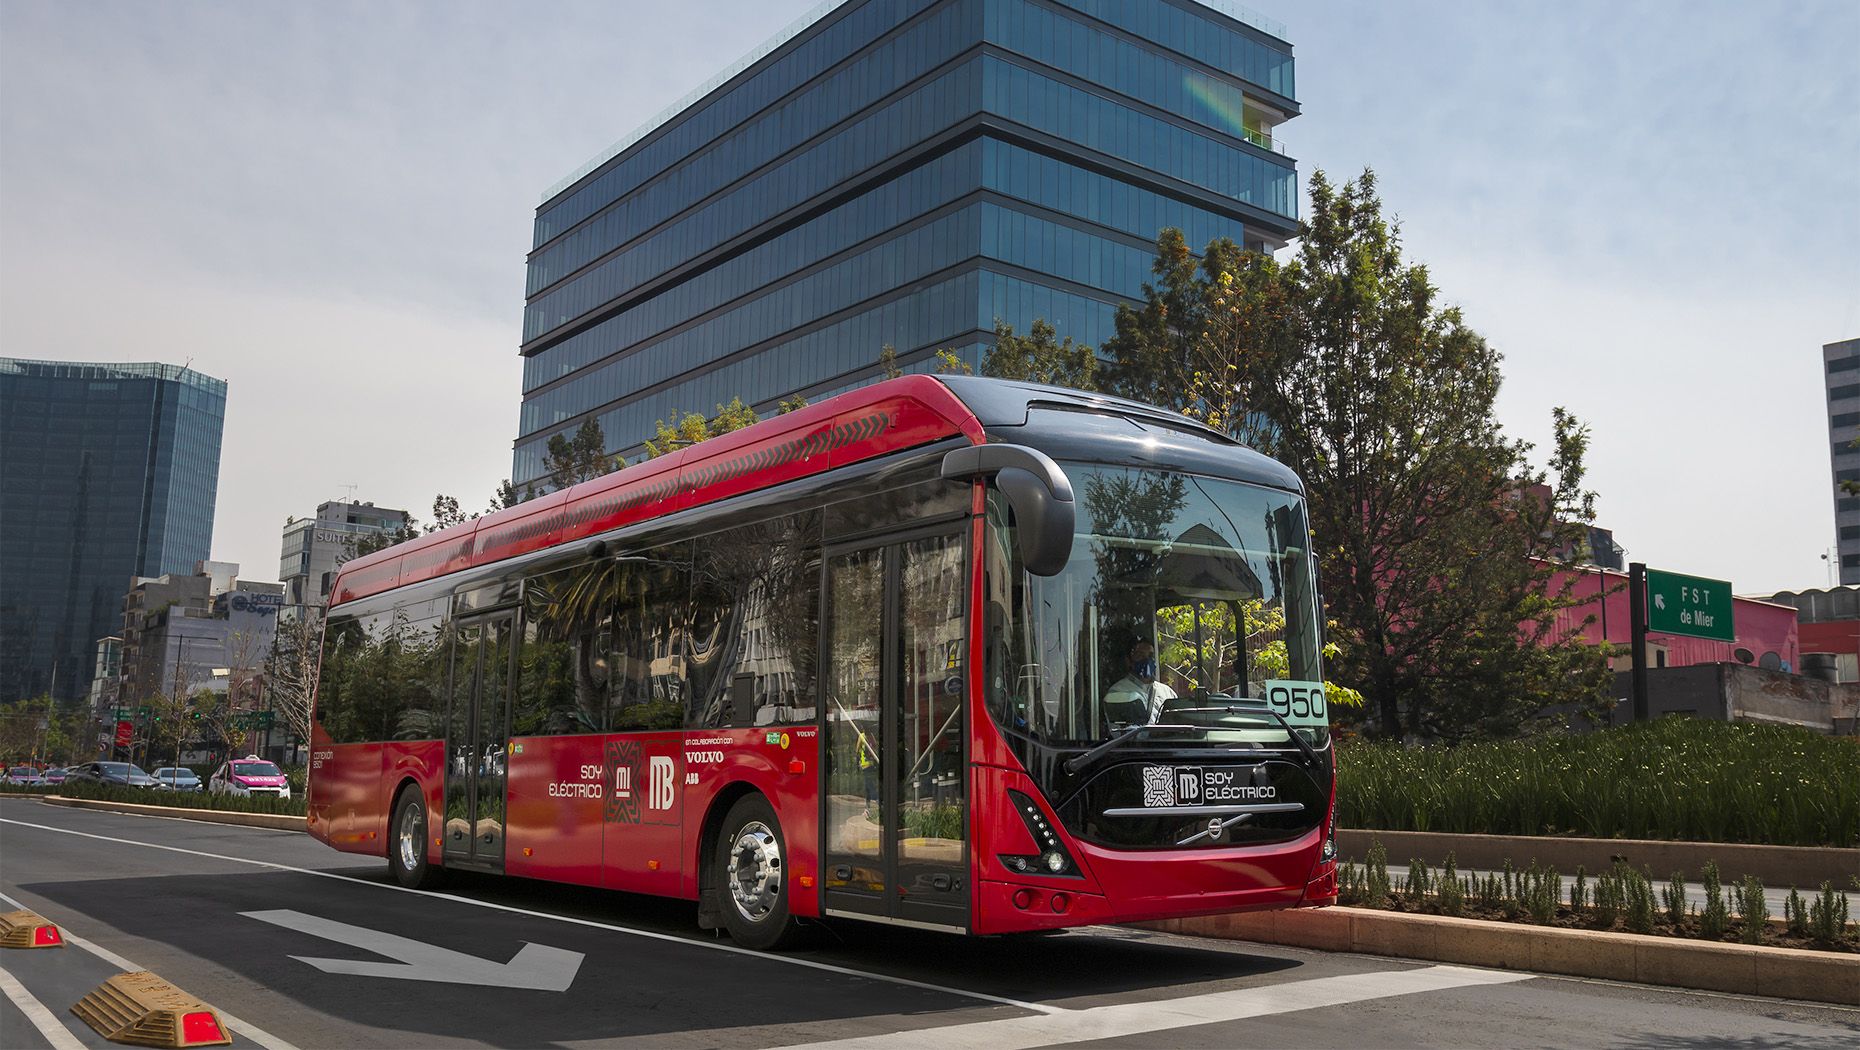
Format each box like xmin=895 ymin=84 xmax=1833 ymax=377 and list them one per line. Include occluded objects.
xmin=998 ymin=789 xmax=1080 ymax=879
xmin=1043 ymin=851 xmax=1068 ymax=874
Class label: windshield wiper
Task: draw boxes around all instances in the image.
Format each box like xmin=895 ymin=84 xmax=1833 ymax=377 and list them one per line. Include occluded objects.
xmin=1063 ymin=723 xmax=1207 ymax=774
xmin=1201 ymin=696 xmax=1324 ymax=769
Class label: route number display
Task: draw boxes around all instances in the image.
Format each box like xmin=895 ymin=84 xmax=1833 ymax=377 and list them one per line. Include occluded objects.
xmin=1262 ymin=681 xmax=1328 ymax=727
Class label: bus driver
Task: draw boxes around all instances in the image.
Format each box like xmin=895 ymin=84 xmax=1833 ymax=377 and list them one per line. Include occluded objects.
xmin=1102 ymin=640 xmax=1176 ymax=726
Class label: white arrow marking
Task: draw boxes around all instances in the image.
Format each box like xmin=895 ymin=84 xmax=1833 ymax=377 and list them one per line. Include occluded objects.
xmin=242 ymin=909 xmax=583 ymax=991
xmin=1653 ymin=593 xmax=1666 ymax=611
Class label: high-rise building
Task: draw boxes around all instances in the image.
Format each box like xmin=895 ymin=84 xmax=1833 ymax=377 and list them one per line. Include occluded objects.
xmin=514 ymin=0 xmax=1299 ymax=486
xmin=0 ymin=359 xmax=227 ymax=702
xmin=1825 ymin=337 xmax=1860 ymax=584
xmin=117 ymin=562 xmax=283 ymax=712
xmin=279 ymin=500 xmax=412 ymax=615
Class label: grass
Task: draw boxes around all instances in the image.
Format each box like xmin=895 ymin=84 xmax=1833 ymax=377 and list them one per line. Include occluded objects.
xmin=1336 ymin=719 xmax=1860 ymax=848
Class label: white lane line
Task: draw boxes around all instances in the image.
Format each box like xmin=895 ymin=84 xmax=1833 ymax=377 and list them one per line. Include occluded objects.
xmin=0 ymin=817 xmax=1055 ymax=1015
xmin=0 ymin=890 xmax=302 ymax=1050
xmin=778 ymin=964 xmax=1536 ymax=1050
xmin=0 ymin=962 xmax=88 ymax=1050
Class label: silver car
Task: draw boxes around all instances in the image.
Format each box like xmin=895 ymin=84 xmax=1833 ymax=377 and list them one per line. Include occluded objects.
xmin=150 ymin=767 xmax=204 ymax=793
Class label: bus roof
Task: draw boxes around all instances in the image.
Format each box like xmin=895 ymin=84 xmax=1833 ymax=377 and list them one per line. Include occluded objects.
xmin=328 ymin=376 xmax=1295 ymax=608
xmin=330 ymin=376 xmax=984 ymax=607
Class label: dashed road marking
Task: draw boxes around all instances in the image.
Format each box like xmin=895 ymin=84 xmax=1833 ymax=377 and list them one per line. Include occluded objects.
xmin=0 ymin=889 xmax=300 ymax=1050
xmin=0 ymin=961 xmax=88 ymax=1050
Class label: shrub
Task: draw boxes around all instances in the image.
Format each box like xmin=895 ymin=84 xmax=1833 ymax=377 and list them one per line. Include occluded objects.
xmin=1569 ymin=865 xmax=1589 ymax=913
xmin=1335 ymin=720 xmax=1860 ymax=847
xmin=57 ymin=779 xmax=304 ymax=817
xmin=1519 ymin=863 xmax=1560 ymax=925
xmin=1623 ymin=865 xmax=1655 ymax=934
xmin=1785 ymin=888 xmax=1808 ymax=937
xmin=1734 ymin=876 xmax=1767 ymax=944
xmin=1438 ymin=854 xmax=1465 ymax=917
xmin=1401 ymin=858 xmax=1432 ymax=908
xmin=1661 ymin=871 xmax=1688 ymax=928
xmin=1699 ymin=862 xmax=1729 ymax=939
xmin=1808 ymin=881 xmax=1851 ymax=944
xmin=1593 ymin=867 xmax=1623 ymax=929
xmin=1364 ymin=841 xmax=1392 ymax=903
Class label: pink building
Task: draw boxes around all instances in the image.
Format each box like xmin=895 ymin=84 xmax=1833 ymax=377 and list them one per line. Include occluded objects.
xmin=1552 ymin=567 xmax=1800 ymax=671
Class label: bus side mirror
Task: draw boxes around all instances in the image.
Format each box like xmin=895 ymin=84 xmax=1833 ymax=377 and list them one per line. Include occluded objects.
xmin=941 ymin=444 xmax=1074 ymax=577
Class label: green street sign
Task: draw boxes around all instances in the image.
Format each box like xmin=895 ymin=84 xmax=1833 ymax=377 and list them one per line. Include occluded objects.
xmin=1645 ymin=568 xmax=1735 ymax=642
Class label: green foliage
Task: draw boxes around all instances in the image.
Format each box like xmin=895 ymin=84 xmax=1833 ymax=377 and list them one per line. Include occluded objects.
xmin=1592 ymin=866 xmax=1623 ymax=929
xmin=1401 ymin=857 xmax=1432 ymax=907
xmin=1735 ymin=876 xmax=1768 ymax=944
xmin=1569 ymin=865 xmax=1589 ymax=913
xmin=1335 ymin=719 xmax=1860 ymax=847
xmin=1100 ymin=172 xmax=1611 ymax=739
xmin=980 ymin=319 xmax=1098 ymax=389
xmin=1438 ymin=853 xmax=1464 ymax=917
xmin=903 ymin=803 xmax=963 ymax=841
xmin=1699 ymin=861 xmax=1728 ymax=939
xmin=56 ymin=778 xmax=305 ymax=817
xmin=1662 ymin=871 xmax=1689 ymax=928
xmin=543 ymin=418 xmax=616 ymax=489
xmin=643 ymin=398 xmax=758 ymax=459
xmin=1364 ymin=840 xmax=1392 ymax=903
xmin=1622 ymin=865 xmax=1655 ymax=934
xmin=1518 ymin=863 xmax=1561 ymax=925
xmin=1808 ymin=881 xmax=1852 ymax=944
xmin=1785 ymin=888 xmax=1808 ymax=937
xmin=878 ymin=344 xmax=904 ymax=380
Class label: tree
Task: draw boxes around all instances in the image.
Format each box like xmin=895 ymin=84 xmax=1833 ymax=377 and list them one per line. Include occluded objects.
xmin=1107 ymin=170 xmax=1608 ymax=740
xmin=544 ymin=418 xmax=616 ymax=490
xmin=877 ymin=345 xmax=904 ymax=380
xmin=264 ymin=609 xmax=322 ymax=753
xmin=643 ymin=398 xmax=758 ymax=458
xmin=1099 ymin=228 xmax=1245 ymax=408
xmin=980 ymin=319 xmax=1098 ymax=389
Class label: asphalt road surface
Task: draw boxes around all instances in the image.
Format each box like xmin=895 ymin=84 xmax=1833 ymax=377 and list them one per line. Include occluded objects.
xmin=1 ymin=796 xmax=1853 ymax=1049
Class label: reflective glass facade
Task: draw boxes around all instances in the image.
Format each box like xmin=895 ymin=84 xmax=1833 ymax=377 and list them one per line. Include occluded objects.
xmin=0 ymin=359 xmax=227 ymax=702
xmin=516 ymin=0 xmax=1297 ymax=486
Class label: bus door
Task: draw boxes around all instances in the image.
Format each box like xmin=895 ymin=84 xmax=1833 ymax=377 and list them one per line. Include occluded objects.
xmin=444 ymin=610 xmax=516 ymax=870
xmin=821 ymin=529 xmax=969 ymax=931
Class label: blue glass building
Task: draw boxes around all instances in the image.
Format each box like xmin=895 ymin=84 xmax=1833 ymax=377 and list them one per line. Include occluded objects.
xmin=514 ymin=0 xmax=1298 ymax=485
xmin=0 ymin=359 xmax=227 ymax=703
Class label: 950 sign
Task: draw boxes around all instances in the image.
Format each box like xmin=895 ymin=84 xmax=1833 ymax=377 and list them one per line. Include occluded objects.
xmin=1262 ymin=680 xmax=1328 ymax=727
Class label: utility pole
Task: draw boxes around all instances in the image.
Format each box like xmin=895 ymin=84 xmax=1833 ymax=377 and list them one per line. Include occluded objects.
xmin=1628 ymin=561 xmax=1649 ymax=722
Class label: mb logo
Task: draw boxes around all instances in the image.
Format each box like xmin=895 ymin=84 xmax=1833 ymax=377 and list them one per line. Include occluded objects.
xmin=648 ymin=755 xmax=676 ymax=812
xmin=1177 ymin=771 xmax=1201 ymax=803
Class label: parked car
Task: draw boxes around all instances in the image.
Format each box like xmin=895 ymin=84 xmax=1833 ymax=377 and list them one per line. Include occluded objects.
xmin=4 ymin=766 xmax=45 ymax=787
xmin=41 ymin=767 xmax=68 ymax=786
xmin=150 ymin=767 xmax=204 ymax=793
xmin=209 ymin=757 xmax=291 ymax=799
xmin=65 ymin=761 xmax=159 ymax=788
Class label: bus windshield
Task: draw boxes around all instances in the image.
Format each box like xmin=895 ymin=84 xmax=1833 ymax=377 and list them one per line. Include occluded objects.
xmin=986 ymin=464 xmax=1325 ymax=748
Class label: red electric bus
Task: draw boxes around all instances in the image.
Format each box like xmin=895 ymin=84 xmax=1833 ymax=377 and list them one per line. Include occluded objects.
xmin=309 ymin=376 xmax=1336 ymax=948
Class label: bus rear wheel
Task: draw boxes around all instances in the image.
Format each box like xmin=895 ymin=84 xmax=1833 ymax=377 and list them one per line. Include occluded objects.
xmin=389 ymin=785 xmax=444 ymax=890
xmin=716 ymin=794 xmax=799 ymax=950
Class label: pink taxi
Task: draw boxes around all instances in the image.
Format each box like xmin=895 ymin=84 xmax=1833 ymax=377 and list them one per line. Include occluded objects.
xmin=209 ymin=756 xmax=291 ymax=799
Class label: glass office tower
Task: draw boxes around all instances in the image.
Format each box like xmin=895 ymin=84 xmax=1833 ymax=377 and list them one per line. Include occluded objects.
xmin=0 ymin=359 xmax=227 ymax=702
xmin=515 ymin=0 xmax=1298 ymax=486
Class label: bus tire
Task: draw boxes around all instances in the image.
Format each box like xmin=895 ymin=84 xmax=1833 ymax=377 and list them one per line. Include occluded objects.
xmin=389 ymin=785 xmax=443 ymax=890
xmin=716 ymin=794 xmax=798 ymax=950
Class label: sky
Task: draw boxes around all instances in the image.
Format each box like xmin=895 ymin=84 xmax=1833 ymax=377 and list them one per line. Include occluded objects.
xmin=2 ymin=0 xmax=1855 ymax=596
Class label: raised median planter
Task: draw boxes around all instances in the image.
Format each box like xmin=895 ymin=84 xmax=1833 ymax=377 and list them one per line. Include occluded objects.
xmin=39 ymin=795 xmax=305 ymax=832
xmin=1140 ymin=906 xmax=1859 ymax=1006
xmin=1336 ymin=829 xmax=1858 ymax=887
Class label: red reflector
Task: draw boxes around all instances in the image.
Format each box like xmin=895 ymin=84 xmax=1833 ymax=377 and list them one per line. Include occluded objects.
xmin=1050 ymin=892 xmax=1070 ymax=914
xmin=33 ymin=925 xmax=60 ymax=945
xmin=181 ymin=1011 xmax=225 ymax=1044
xmin=1012 ymin=889 xmax=1034 ymax=910
xmin=788 ymin=759 xmax=805 ymax=774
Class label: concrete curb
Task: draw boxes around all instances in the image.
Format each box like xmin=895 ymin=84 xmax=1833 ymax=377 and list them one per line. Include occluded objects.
xmin=1139 ymin=907 xmax=1859 ymax=1006
xmin=1337 ymin=829 xmax=1858 ymax=887
xmin=40 ymin=795 xmax=305 ymax=832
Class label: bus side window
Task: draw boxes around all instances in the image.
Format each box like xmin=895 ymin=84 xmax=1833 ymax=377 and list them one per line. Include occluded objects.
xmin=390 ymin=615 xmax=446 ymax=741
xmin=687 ymin=512 xmax=821 ymax=730
xmin=610 ymin=546 xmax=688 ymax=731
xmin=315 ymin=615 xmax=358 ymax=741
xmin=516 ymin=562 xmax=614 ymax=737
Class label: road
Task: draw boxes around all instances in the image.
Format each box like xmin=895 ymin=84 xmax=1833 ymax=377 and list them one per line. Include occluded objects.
xmin=0 ymin=796 xmax=1853 ymax=1049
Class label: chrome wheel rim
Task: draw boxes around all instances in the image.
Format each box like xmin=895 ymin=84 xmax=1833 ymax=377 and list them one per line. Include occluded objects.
xmin=726 ymin=820 xmax=782 ymax=923
xmin=397 ymin=800 xmax=422 ymax=872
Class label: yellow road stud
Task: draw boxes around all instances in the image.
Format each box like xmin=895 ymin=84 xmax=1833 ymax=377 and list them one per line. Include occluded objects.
xmin=70 ymin=970 xmax=232 ymax=1047
xmin=0 ymin=908 xmax=63 ymax=948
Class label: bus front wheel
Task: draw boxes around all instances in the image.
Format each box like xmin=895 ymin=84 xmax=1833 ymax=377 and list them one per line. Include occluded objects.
xmin=389 ymin=785 xmax=444 ymax=890
xmin=716 ymin=794 xmax=799 ymax=950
